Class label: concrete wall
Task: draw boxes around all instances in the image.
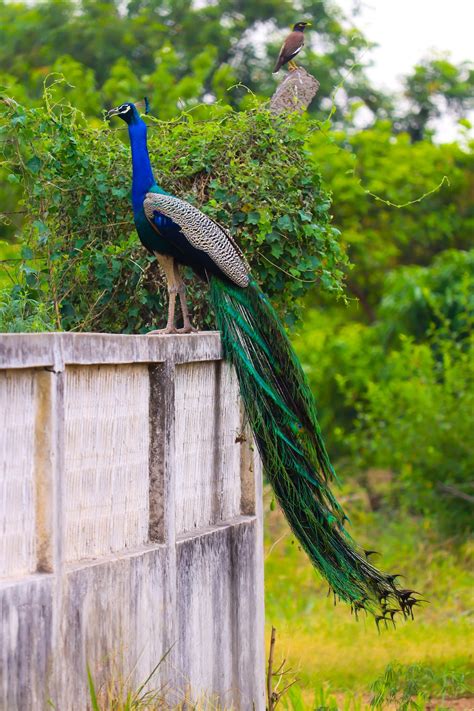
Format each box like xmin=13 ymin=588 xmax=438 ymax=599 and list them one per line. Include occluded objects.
xmin=0 ymin=333 xmax=265 ymax=710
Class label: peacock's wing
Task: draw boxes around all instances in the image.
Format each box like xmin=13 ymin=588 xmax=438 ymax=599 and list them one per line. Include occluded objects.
xmin=143 ymin=192 xmax=250 ymax=287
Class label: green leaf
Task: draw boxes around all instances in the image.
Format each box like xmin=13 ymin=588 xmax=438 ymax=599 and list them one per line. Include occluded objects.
xmin=32 ymin=220 xmax=49 ymax=235
xmin=277 ymin=214 xmax=293 ymax=231
xmin=26 ymin=155 xmax=41 ymax=174
xmin=246 ymin=211 xmax=260 ymax=225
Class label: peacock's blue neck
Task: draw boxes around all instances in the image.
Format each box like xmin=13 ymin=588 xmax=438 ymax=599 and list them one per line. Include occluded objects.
xmin=128 ymin=119 xmax=156 ymax=213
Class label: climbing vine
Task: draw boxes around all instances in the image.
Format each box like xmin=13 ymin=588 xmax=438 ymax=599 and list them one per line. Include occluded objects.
xmin=0 ymin=86 xmax=347 ymax=332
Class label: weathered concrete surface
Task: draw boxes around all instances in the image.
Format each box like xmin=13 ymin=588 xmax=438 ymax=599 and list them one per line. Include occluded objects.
xmin=63 ymin=364 xmax=150 ymax=560
xmin=270 ymin=67 xmax=320 ymax=114
xmin=0 ymin=370 xmax=37 ymax=577
xmin=57 ymin=547 xmax=170 ymax=709
xmin=0 ymin=575 xmax=53 ymax=710
xmin=0 ymin=332 xmax=222 ymax=371
xmin=175 ymin=362 xmax=242 ymax=534
xmin=176 ymin=519 xmax=262 ymax=709
xmin=0 ymin=333 xmax=265 ymax=710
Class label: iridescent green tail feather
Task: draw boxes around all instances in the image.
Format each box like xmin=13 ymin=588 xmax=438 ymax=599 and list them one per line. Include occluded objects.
xmin=209 ymin=277 xmax=421 ymax=621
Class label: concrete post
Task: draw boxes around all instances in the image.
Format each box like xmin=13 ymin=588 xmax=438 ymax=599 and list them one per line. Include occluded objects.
xmin=270 ymin=67 xmax=320 ymax=114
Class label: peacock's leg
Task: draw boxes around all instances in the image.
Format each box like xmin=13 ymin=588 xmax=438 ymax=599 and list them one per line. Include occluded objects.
xmin=173 ymin=262 xmax=198 ymax=334
xmin=149 ymin=253 xmax=180 ymax=335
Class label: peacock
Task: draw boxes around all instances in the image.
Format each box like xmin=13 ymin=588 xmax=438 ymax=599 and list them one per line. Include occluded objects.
xmin=107 ymin=99 xmax=422 ymax=623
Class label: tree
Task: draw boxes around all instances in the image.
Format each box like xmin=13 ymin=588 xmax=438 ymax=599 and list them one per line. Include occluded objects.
xmin=306 ymin=121 xmax=474 ymax=317
xmin=396 ymin=56 xmax=474 ymax=142
xmin=0 ymin=0 xmax=386 ymax=120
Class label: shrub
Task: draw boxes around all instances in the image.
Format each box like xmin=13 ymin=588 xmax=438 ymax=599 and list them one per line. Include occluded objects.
xmin=351 ymin=331 xmax=474 ymax=532
xmin=0 ymin=284 xmax=55 ymax=332
xmin=378 ymin=248 xmax=474 ymax=344
xmin=0 ymin=87 xmax=346 ymax=332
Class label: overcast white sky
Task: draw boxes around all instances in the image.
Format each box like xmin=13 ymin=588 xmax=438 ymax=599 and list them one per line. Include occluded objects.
xmin=334 ymin=0 xmax=473 ymax=138
xmin=337 ymin=0 xmax=473 ymax=88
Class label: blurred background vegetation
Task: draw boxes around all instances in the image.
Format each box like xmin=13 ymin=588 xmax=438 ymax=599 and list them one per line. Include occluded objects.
xmin=0 ymin=0 xmax=473 ymax=707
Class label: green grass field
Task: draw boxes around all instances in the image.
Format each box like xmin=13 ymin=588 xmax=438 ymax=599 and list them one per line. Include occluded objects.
xmin=264 ymin=484 xmax=474 ymax=708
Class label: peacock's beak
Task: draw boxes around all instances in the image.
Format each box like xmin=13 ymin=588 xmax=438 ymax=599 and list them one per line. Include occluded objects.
xmin=106 ymin=106 xmax=122 ymax=119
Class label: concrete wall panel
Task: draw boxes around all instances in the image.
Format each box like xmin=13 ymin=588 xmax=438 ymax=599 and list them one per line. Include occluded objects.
xmin=54 ymin=547 xmax=169 ymax=710
xmin=174 ymin=362 xmax=241 ymax=534
xmin=0 ymin=370 xmax=37 ymax=577
xmin=176 ymin=519 xmax=264 ymax=710
xmin=63 ymin=365 xmax=150 ymax=561
xmin=0 ymin=576 xmax=53 ymax=710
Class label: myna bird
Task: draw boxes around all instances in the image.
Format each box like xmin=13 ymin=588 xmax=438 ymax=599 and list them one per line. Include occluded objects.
xmin=273 ymin=21 xmax=312 ymax=73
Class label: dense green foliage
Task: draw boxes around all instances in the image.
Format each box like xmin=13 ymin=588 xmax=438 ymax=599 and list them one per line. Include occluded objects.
xmin=295 ymin=249 xmax=474 ymax=531
xmin=351 ymin=331 xmax=473 ymax=532
xmin=1 ymin=0 xmax=471 ymax=133
xmin=378 ymin=248 xmax=474 ymax=343
xmin=398 ymin=56 xmax=474 ymax=141
xmin=307 ymin=124 xmax=474 ymax=314
xmin=0 ymin=92 xmax=345 ymax=331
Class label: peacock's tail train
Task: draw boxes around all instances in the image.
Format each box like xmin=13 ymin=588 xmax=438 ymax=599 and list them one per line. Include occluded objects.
xmin=209 ymin=276 xmax=421 ymax=623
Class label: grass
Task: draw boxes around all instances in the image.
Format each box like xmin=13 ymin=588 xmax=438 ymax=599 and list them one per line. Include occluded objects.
xmin=264 ymin=482 xmax=474 ymax=706
xmin=369 ymin=662 xmax=472 ymax=710
xmin=85 ymin=650 xmax=232 ymax=711
xmin=86 ymin=662 xmax=168 ymax=710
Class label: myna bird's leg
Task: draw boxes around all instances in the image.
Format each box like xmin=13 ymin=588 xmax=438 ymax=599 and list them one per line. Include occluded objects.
xmin=149 ymin=253 xmax=180 ymax=334
xmin=173 ymin=262 xmax=198 ymax=334
xmin=288 ymin=60 xmax=298 ymax=71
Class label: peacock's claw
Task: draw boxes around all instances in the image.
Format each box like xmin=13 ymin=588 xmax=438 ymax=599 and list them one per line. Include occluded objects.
xmin=148 ymin=323 xmax=198 ymax=335
xmin=148 ymin=326 xmax=179 ymax=335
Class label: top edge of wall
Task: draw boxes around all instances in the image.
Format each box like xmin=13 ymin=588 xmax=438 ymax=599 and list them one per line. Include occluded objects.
xmin=0 ymin=332 xmax=222 ymax=370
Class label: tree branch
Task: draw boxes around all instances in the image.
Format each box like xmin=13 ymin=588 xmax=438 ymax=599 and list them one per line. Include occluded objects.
xmin=267 ymin=626 xmax=277 ymax=711
xmin=438 ymin=483 xmax=474 ymax=504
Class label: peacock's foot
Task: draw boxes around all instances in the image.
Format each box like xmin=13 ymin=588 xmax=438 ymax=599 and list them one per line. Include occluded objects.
xmin=177 ymin=324 xmax=199 ymax=334
xmin=148 ymin=323 xmax=198 ymax=335
xmin=148 ymin=326 xmax=179 ymax=335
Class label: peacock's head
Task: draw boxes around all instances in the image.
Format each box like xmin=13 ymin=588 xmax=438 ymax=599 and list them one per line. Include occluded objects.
xmin=107 ymin=98 xmax=149 ymax=124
